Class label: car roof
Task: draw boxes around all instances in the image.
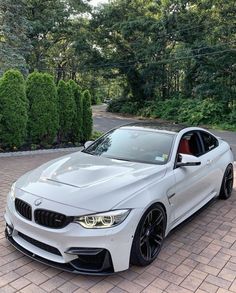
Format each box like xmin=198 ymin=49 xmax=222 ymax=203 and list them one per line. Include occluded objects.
xmin=119 ymin=121 xmax=188 ymax=134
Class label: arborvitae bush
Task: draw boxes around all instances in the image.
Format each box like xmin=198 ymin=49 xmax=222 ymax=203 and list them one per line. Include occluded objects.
xmin=0 ymin=69 xmax=28 ymax=148
xmin=26 ymin=72 xmax=59 ymax=145
xmin=82 ymin=90 xmax=93 ymax=141
xmin=57 ymin=80 xmax=76 ymax=142
xmin=68 ymin=80 xmax=83 ymax=142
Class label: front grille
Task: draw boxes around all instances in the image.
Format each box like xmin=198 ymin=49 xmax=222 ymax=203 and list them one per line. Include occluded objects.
xmin=34 ymin=209 xmax=71 ymax=229
xmin=15 ymin=198 xmax=32 ymax=220
xmin=18 ymin=232 xmax=61 ymax=256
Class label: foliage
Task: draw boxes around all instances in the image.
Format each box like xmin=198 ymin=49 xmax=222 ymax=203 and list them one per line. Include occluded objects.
xmin=139 ymin=97 xmax=229 ymax=127
xmin=108 ymin=97 xmax=140 ymax=115
xmin=68 ymin=80 xmax=83 ymax=142
xmin=0 ymin=70 xmax=28 ymax=147
xmin=0 ymin=0 xmax=31 ymax=75
xmin=1 ymin=0 xmax=235 ymax=131
xmin=82 ymin=90 xmax=93 ymax=141
xmin=91 ymin=130 xmax=103 ymax=141
xmin=57 ymin=80 xmax=76 ymax=142
xmin=26 ymin=72 xmax=59 ymax=145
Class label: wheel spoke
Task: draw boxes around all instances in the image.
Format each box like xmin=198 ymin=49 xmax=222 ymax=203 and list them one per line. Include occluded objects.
xmin=147 ymin=211 xmax=152 ymax=224
xmin=140 ymin=234 xmax=146 ymax=246
xmin=151 ymin=213 xmax=163 ymax=230
xmin=146 ymin=238 xmax=152 ymax=259
xmin=151 ymin=233 xmax=163 ymax=246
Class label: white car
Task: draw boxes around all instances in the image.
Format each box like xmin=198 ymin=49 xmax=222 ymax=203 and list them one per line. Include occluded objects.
xmin=5 ymin=123 xmax=234 ymax=275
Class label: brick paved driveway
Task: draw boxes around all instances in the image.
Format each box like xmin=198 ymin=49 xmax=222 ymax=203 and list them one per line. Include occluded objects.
xmin=0 ymin=152 xmax=236 ymax=293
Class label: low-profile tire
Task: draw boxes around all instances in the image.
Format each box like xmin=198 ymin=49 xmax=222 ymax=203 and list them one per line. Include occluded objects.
xmin=130 ymin=203 xmax=166 ymax=266
xmin=219 ymin=164 xmax=234 ymax=200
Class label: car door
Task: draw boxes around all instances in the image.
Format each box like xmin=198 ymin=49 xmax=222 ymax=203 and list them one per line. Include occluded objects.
xmin=168 ymin=131 xmax=215 ymax=226
xmin=198 ymin=130 xmax=222 ymax=194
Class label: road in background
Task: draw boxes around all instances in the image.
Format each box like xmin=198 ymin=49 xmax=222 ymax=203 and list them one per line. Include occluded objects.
xmin=93 ymin=104 xmax=236 ymax=160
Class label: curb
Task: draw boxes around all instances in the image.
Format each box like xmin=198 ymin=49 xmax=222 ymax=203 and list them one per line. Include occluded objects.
xmin=0 ymin=147 xmax=82 ymax=158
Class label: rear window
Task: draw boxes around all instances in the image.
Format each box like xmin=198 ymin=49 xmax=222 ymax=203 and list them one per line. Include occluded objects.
xmin=200 ymin=131 xmax=218 ymax=153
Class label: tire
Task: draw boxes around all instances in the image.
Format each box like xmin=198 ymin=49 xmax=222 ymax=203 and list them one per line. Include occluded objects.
xmin=219 ymin=164 xmax=234 ymax=200
xmin=130 ymin=203 xmax=166 ymax=266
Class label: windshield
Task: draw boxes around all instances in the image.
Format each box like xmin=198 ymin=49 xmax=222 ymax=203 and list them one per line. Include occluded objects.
xmin=83 ymin=128 xmax=174 ymax=165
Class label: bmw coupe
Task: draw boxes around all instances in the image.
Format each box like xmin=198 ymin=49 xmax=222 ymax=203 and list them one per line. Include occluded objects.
xmin=5 ymin=123 xmax=234 ymax=274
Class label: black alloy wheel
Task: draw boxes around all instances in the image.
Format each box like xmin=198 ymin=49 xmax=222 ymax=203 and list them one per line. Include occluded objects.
xmin=130 ymin=203 xmax=166 ymax=266
xmin=219 ymin=164 xmax=234 ymax=200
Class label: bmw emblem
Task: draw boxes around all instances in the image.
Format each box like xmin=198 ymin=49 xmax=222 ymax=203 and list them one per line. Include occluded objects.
xmin=34 ymin=198 xmax=42 ymax=206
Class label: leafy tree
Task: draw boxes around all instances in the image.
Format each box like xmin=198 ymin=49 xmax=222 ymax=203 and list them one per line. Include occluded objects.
xmin=0 ymin=0 xmax=31 ymax=75
xmin=82 ymin=90 xmax=93 ymax=141
xmin=26 ymin=72 xmax=59 ymax=144
xmin=68 ymin=80 xmax=83 ymax=142
xmin=57 ymin=80 xmax=76 ymax=142
xmin=0 ymin=70 xmax=28 ymax=147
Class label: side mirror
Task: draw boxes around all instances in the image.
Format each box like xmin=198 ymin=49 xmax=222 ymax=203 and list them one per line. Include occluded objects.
xmin=176 ymin=153 xmax=201 ymax=167
xmin=84 ymin=141 xmax=94 ymax=149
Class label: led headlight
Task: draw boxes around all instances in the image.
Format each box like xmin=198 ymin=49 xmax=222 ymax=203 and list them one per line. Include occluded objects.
xmin=9 ymin=182 xmax=16 ymax=201
xmin=74 ymin=209 xmax=130 ymax=229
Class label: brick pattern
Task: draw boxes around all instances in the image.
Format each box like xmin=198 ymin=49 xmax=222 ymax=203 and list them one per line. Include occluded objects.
xmin=0 ymin=153 xmax=235 ymax=292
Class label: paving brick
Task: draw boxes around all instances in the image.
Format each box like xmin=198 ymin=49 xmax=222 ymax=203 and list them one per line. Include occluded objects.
xmin=71 ymin=276 xmax=97 ymax=290
xmin=57 ymin=281 xmax=78 ymax=293
xmin=89 ymin=280 xmax=114 ymax=293
xmin=158 ymin=271 xmax=184 ymax=286
xmin=10 ymin=277 xmax=31 ymax=290
xmin=133 ymin=272 xmax=156 ymax=287
xmin=205 ymin=275 xmax=231 ymax=290
xmin=166 ymin=284 xmax=193 ymax=293
xmin=189 ymin=269 xmax=208 ymax=281
xmin=25 ymin=271 xmax=49 ymax=285
xmin=117 ymin=279 xmax=144 ymax=293
xmin=218 ymin=267 xmax=236 ymax=282
xmin=195 ymin=263 xmax=220 ymax=276
xmin=199 ymin=281 xmax=219 ymax=293
xmin=151 ymin=277 xmax=170 ymax=290
xmin=20 ymin=283 xmax=47 ymax=293
xmin=40 ymin=276 xmax=66 ymax=292
xmin=229 ymin=279 xmax=236 ymax=292
xmin=173 ymin=264 xmax=193 ymax=278
xmin=181 ymin=275 xmax=203 ymax=291
xmin=0 ymin=285 xmax=16 ymax=293
xmin=108 ymin=287 xmax=129 ymax=293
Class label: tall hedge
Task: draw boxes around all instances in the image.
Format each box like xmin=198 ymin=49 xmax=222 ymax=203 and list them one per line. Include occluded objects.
xmin=57 ymin=80 xmax=76 ymax=142
xmin=26 ymin=72 xmax=59 ymax=145
xmin=82 ymin=90 xmax=93 ymax=141
xmin=68 ymin=80 xmax=83 ymax=142
xmin=0 ymin=69 xmax=28 ymax=148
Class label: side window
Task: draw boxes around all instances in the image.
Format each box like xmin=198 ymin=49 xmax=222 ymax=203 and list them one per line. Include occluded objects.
xmin=178 ymin=132 xmax=203 ymax=157
xmin=200 ymin=132 xmax=218 ymax=153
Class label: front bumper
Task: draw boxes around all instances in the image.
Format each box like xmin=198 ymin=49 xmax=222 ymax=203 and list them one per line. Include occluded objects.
xmin=5 ymin=195 xmax=142 ymax=274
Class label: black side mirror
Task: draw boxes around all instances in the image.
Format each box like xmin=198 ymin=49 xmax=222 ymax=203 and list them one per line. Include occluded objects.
xmin=176 ymin=153 xmax=201 ymax=168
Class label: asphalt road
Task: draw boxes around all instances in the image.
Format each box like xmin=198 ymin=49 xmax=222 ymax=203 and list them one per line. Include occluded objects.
xmin=93 ymin=104 xmax=236 ymax=160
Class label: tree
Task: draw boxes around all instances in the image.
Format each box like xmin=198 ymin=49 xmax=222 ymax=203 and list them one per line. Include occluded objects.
xmin=82 ymin=90 xmax=93 ymax=141
xmin=26 ymin=72 xmax=59 ymax=144
xmin=24 ymin=0 xmax=90 ymax=78
xmin=0 ymin=70 xmax=28 ymax=147
xmin=0 ymin=0 xmax=31 ymax=76
xmin=57 ymin=80 xmax=76 ymax=142
xmin=68 ymin=80 xmax=83 ymax=142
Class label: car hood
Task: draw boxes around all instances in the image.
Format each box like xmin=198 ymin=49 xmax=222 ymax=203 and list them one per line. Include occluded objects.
xmin=17 ymin=151 xmax=166 ymax=212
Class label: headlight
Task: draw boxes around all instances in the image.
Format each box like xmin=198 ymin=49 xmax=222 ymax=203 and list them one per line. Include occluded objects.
xmin=9 ymin=182 xmax=16 ymax=201
xmin=74 ymin=209 xmax=130 ymax=229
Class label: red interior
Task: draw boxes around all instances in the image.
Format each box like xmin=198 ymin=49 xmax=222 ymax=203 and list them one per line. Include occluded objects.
xmin=178 ymin=139 xmax=192 ymax=154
